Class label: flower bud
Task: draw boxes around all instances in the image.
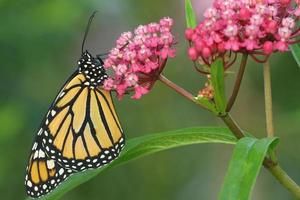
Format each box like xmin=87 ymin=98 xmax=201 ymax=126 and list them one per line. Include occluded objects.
xmin=188 ymin=47 xmax=198 ymax=61
xmin=263 ymin=41 xmax=273 ymax=55
xmin=185 ymin=28 xmax=194 ymax=40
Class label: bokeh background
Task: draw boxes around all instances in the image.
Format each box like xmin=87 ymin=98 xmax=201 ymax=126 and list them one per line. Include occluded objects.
xmin=1 ymin=0 xmax=300 ymax=199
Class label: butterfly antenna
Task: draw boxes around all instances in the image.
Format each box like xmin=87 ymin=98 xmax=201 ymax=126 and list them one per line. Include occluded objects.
xmin=81 ymin=11 xmax=98 ymax=54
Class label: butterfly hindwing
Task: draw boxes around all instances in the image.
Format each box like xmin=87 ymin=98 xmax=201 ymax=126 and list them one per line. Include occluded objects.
xmin=25 ymin=134 xmax=72 ymax=198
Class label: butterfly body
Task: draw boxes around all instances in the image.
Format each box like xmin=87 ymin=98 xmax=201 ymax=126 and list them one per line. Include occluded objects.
xmin=78 ymin=51 xmax=107 ymax=88
xmin=25 ymin=51 xmax=125 ymax=198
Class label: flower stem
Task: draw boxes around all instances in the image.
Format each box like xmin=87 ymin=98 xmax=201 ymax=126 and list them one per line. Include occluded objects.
xmin=158 ymin=73 xmax=300 ymax=198
xmin=158 ymin=74 xmax=209 ymax=111
xmin=268 ymin=165 xmax=300 ymax=199
xmin=226 ymin=53 xmax=248 ymax=112
xmin=221 ymin=113 xmax=245 ymax=139
xmin=221 ymin=114 xmax=300 ymax=199
xmin=263 ymin=60 xmax=274 ymax=137
xmin=158 ymin=74 xmax=195 ymax=102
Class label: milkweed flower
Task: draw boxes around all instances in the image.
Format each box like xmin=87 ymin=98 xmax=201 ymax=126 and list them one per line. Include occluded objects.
xmin=186 ymin=0 xmax=300 ymax=66
xmin=103 ymin=17 xmax=176 ymax=99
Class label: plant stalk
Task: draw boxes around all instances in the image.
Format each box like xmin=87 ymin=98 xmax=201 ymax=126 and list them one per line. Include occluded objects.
xmin=269 ymin=165 xmax=300 ymax=199
xmin=158 ymin=75 xmax=300 ymax=199
xmin=226 ymin=53 xmax=248 ymax=112
xmin=158 ymin=74 xmax=209 ymax=111
xmin=221 ymin=114 xmax=244 ymax=139
xmin=263 ymin=60 xmax=275 ymax=137
xmin=221 ymin=114 xmax=300 ymax=199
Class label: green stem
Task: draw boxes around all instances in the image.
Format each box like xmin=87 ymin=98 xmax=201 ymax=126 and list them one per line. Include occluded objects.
xmin=219 ymin=115 xmax=298 ymax=196
xmin=158 ymin=75 xmax=300 ymax=199
xmin=222 ymin=114 xmax=300 ymax=199
xmin=226 ymin=53 xmax=248 ymax=112
xmin=158 ymin=74 xmax=209 ymax=111
xmin=269 ymin=165 xmax=300 ymax=199
xmin=221 ymin=114 xmax=245 ymax=139
xmin=263 ymin=60 xmax=275 ymax=137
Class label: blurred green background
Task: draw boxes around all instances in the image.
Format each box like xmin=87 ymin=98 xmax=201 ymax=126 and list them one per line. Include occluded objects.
xmin=1 ymin=0 xmax=300 ymax=199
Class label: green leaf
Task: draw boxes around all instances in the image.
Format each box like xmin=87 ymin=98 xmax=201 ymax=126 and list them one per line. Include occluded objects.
xmin=27 ymin=127 xmax=237 ymax=200
xmin=195 ymin=96 xmax=218 ymax=115
xmin=211 ymin=59 xmax=227 ymax=115
xmin=185 ymin=0 xmax=197 ymax=28
xmin=290 ymin=44 xmax=300 ymax=67
xmin=218 ymin=137 xmax=279 ymax=200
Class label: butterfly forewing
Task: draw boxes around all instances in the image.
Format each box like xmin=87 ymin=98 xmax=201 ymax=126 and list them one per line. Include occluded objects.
xmin=41 ymin=52 xmax=125 ymax=170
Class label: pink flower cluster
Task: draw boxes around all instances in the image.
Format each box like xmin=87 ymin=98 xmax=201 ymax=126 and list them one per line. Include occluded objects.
xmin=103 ymin=17 xmax=176 ymax=99
xmin=186 ymin=0 xmax=300 ymax=63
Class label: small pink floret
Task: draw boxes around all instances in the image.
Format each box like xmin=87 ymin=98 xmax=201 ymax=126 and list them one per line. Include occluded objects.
xmin=185 ymin=28 xmax=194 ymax=40
xmin=188 ymin=47 xmax=198 ymax=61
xmin=132 ymin=86 xmax=149 ymax=99
xmin=263 ymin=41 xmax=274 ymax=55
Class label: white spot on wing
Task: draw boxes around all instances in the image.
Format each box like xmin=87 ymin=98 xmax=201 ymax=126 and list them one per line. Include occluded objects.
xmin=46 ymin=160 xmax=55 ymax=169
xmin=37 ymin=129 xmax=43 ymax=136
xmin=32 ymin=142 xmax=38 ymax=150
xmin=60 ymin=92 xmax=65 ymax=97
xmin=51 ymin=110 xmax=56 ymax=116
xmin=38 ymin=150 xmax=45 ymax=158
xmin=27 ymin=180 xmax=32 ymax=187
xmin=58 ymin=168 xmax=64 ymax=175
xmin=33 ymin=150 xmax=38 ymax=159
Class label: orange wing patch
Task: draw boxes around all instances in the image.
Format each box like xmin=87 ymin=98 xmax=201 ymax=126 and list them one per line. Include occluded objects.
xmin=90 ymin=90 xmax=113 ymax=149
xmin=62 ymin=129 xmax=74 ymax=159
xmin=95 ymin=90 xmax=122 ymax=143
xmin=48 ymin=106 xmax=69 ymax=137
xmin=57 ymin=87 xmax=81 ymax=108
xmin=84 ymin=124 xmax=101 ymax=157
xmin=53 ymin=114 xmax=71 ymax=150
xmin=72 ymin=88 xmax=88 ymax=132
xmin=64 ymin=74 xmax=85 ymax=90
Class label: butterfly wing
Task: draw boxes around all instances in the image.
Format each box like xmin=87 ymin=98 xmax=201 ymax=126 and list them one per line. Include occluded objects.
xmin=25 ymin=134 xmax=72 ymax=198
xmin=25 ymin=51 xmax=125 ymax=197
xmin=41 ymin=72 xmax=125 ymax=171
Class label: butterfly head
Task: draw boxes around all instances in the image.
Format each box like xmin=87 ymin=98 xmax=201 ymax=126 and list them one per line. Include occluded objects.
xmin=77 ymin=51 xmax=108 ymax=87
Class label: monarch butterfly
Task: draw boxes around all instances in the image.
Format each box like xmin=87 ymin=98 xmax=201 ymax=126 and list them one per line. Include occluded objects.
xmin=25 ymin=12 xmax=125 ymax=198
